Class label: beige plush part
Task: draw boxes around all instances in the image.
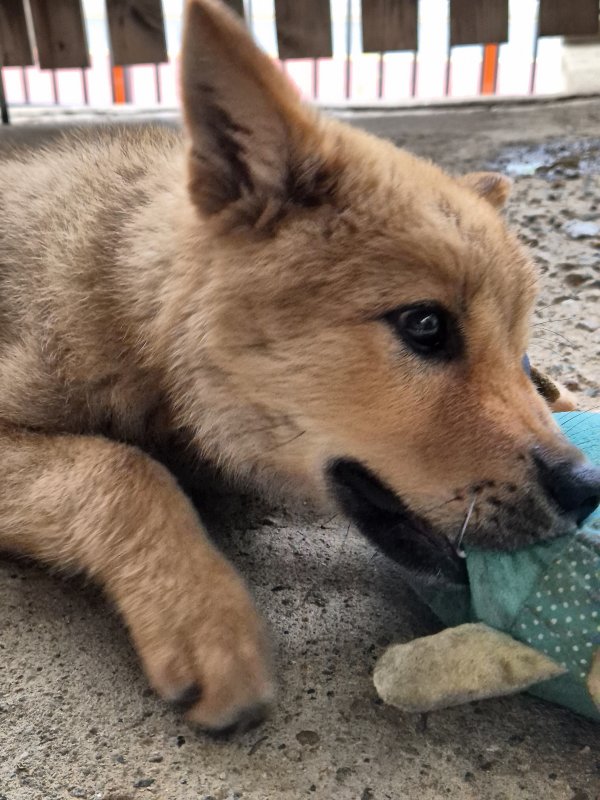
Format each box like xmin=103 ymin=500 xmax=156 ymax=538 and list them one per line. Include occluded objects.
xmin=373 ymin=623 xmax=568 ymax=713
xmin=587 ymin=649 xmax=600 ymax=710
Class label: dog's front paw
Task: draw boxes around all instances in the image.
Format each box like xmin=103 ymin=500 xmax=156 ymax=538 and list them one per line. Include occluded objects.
xmin=115 ymin=554 xmax=274 ymax=732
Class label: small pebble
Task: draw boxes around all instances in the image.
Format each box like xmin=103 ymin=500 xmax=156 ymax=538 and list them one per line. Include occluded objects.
xmin=576 ymin=319 xmax=598 ymax=332
xmin=296 ymin=730 xmax=320 ymax=746
xmin=336 ymin=766 xmax=353 ymax=783
xmin=564 ymin=220 xmax=600 ymax=239
xmin=564 ymin=273 xmax=589 ymax=287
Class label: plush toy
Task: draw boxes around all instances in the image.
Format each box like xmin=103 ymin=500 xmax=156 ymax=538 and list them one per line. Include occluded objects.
xmin=374 ymin=411 xmax=600 ymax=722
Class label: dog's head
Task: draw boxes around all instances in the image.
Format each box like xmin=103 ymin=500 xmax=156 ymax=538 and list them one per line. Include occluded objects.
xmin=173 ymin=0 xmax=600 ymax=585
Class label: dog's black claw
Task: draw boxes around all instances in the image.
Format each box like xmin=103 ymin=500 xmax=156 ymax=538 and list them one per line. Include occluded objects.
xmin=236 ymin=701 xmax=270 ymax=732
xmin=170 ymin=683 xmax=202 ymax=712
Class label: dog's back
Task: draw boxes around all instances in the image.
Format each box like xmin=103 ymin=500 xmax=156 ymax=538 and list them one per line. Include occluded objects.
xmin=0 ymin=126 xmax=183 ymax=436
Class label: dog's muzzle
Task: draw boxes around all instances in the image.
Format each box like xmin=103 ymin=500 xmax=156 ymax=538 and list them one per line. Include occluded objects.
xmin=326 ymin=458 xmax=468 ymax=587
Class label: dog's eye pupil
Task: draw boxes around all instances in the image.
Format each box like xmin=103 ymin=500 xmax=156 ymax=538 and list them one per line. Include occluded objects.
xmin=397 ymin=306 xmax=445 ymax=354
xmin=383 ymin=303 xmax=459 ymax=360
xmin=403 ymin=310 xmax=440 ymax=340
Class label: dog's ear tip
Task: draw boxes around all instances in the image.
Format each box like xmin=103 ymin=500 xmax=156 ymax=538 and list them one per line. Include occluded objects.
xmin=183 ymin=0 xmax=250 ymax=53
xmin=460 ymin=171 xmax=512 ymax=209
xmin=183 ymin=0 xmax=245 ymax=45
xmin=185 ymin=0 xmax=226 ymax=17
xmin=184 ymin=0 xmax=214 ymax=27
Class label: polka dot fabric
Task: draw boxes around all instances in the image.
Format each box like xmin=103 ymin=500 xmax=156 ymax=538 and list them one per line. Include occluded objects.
xmin=511 ymin=532 xmax=599 ymax=685
xmin=508 ymin=529 xmax=600 ymax=722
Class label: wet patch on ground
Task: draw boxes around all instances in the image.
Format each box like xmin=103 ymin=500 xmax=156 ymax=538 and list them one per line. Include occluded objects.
xmin=489 ymin=138 xmax=600 ymax=181
xmin=486 ymin=138 xmax=600 ymax=406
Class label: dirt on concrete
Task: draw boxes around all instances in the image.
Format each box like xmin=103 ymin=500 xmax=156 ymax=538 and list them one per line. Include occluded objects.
xmin=0 ymin=98 xmax=598 ymax=800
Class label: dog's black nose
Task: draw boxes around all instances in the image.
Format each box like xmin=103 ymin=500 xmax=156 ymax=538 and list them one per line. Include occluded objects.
xmin=535 ymin=452 xmax=600 ymax=525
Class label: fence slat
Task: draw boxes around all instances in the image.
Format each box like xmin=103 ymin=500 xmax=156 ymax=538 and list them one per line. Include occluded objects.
xmin=28 ymin=0 xmax=89 ymax=69
xmin=274 ymin=0 xmax=332 ymax=59
xmin=0 ymin=0 xmax=33 ymax=66
xmin=450 ymin=0 xmax=509 ymax=46
xmin=362 ymin=0 xmax=418 ymax=53
xmin=222 ymin=0 xmax=245 ymax=17
xmin=539 ymin=0 xmax=599 ymax=37
xmin=361 ymin=0 xmax=418 ymax=53
xmin=106 ymin=0 xmax=168 ymax=66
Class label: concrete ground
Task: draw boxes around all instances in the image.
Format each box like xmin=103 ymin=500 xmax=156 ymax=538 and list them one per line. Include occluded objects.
xmin=0 ymin=98 xmax=599 ymax=800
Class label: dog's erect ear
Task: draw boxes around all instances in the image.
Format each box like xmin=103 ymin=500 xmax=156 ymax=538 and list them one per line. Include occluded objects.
xmin=181 ymin=0 xmax=331 ymax=229
xmin=460 ymin=172 xmax=512 ymax=209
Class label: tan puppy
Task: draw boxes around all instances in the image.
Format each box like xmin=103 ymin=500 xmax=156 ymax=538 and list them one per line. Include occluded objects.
xmin=0 ymin=0 xmax=598 ymax=731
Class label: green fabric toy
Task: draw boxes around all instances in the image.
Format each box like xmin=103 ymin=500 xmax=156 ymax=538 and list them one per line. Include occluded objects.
xmin=374 ymin=412 xmax=600 ymax=722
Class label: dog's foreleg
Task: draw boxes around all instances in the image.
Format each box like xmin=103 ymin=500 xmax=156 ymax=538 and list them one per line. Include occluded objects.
xmin=0 ymin=427 xmax=273 ymax=730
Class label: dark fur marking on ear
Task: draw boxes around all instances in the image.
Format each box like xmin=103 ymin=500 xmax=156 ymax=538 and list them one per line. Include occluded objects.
xmin=189 ymin=82 xmax=254 ymax=214
xmin=285 ymin=157 xmax=336 ymax=210
xmin=244 ymin=156 xmax=338 ymax=233
xmin=188 ymin=80 xmax=336 ymax=228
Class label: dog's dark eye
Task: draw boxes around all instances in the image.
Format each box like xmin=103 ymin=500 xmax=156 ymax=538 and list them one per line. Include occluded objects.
xmin=384 ymin=303 xmax=460 ymax=360
xmin=401 ymin=308 xmax=442 ymax=346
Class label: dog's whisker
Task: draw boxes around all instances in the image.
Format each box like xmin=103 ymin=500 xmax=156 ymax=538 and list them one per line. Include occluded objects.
xmin=415 ymin=481 xmax=478 ymax=518
xmin=417 ymin=494 xmax=464 ymax=516
xmin=301 ymin=520 xmax=353 ymax=607
xmin=532 ymin=317 xmax=572 ymax=326
xmin=531 ymin=328 xmax=577 ymax=347
xmin=534 ymin=299 xmax=564 ymax=313
xmin=454 ymin=497 xmax=476 ymax=558
xmin=336 ymin=521 xmax=352 ymax=564
xmin=529 ymin=339 xmax=570 ymax=361
xmin=265 ymin=430 xmax=306 ymax=452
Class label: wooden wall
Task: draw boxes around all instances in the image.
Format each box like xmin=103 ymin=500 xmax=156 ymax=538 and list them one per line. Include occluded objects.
xmin=0 ymin=1 xmax=598 ymax=71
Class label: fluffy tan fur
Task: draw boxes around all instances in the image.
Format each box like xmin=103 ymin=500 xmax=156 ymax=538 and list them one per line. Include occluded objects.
xmin=0 ymin=0 xmax=586 ymax=728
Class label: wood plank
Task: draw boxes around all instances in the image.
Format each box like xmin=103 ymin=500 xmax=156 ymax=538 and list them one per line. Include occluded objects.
xmin=0 ymin=0 xmax=33 ymax=66
xmin=28 ymin=0 xmax=89 ymax=69
xmin=106 ymin=0 xmax=168 ymax=66
xmin=361 ymin=0 xmax=418 ymax=53
xmin=450 ymin=0 xmax=509 ymax=46
xmin=274 ymin=0 xmax=332 ymax=59
xmin=222 ymin=0 xmax=245 ymax=17
xmin=539 ymin=0 xmax=599 ymax=37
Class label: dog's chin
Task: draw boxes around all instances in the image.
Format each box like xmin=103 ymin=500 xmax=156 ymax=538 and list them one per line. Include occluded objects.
xmin=326 ymin=458 xmax=468 ymax=588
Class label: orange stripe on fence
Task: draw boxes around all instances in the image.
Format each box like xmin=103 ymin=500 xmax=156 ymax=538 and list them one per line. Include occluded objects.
xmin=480 ymin=43 xmax=499 ymax=95
xmin=112 ymin=65 xmax=126 ymax=103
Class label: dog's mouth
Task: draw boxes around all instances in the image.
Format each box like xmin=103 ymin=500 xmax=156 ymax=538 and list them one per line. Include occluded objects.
xmin=326 ymin=459 xmax=468 ymax=587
